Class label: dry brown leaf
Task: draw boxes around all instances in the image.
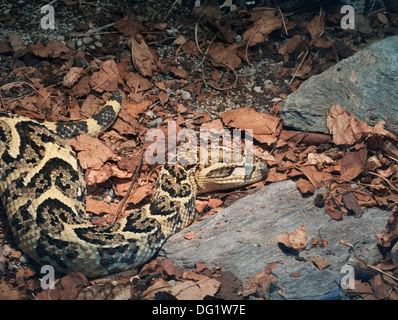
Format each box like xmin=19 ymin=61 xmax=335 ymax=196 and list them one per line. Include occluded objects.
xmin=125 ymin=100 xmax=150 ymax=118
xmin=67 ymin=133 xmax=115 ymax=170
xmin=239 ymin=262 xmax=277 ymax=299
xmin=36 ymin=272 xmax=88 ymax=300
xmin=327 ymin=104 xmax=397 ymax=145
xmin=141 ymin=278 xmax=171 ymax=300
xmin=170 ymin=278 xmax=220 ymax=300
xmin=86 ymin=198 xmax=117 ymax=216
xmin=296 ymin=177 xmax=315 ymax=195
xmin=307 ymin=152 xmax=334 ymax=167
xmin=242 ymin=11 xmax=282 ymax=47
xmin=376 ymin=208 xmax=398 ymax=247
xmin=340 ymin=145 xmax=367 ymax=181
xmin=200 ymin=119 xmax=224 ymax=132
xmin=124 ymin=71 xmax=152 ymax=93
xmin=31 ymin=39 xmax=72 ymax=59
xmin=342 ymin=192 xmax=362 ymax=218
xmin=279 ymin=130 xmax=332 ymax=145
xmin=129 ymin=33 xmax=162 ymax=77
xmin=221 ymin=108 xmax=281 ymax=136
xmin=208 ymin=43 xmax=243 ymax=70
xmin=370 ymin=274 xmax=390 ymax=300
xmin=169 ymin=66 xmax=187 ymax=79
xmin=277 ymin=225 xmax=307 ymax=251
xmin=311 ymin=256 xmax=331 ymax=270
xmin=90 ymin=59 xmax=120 ymax=92
xmin=298 ymin=165 xmax=333 ymax=188
xmin=63 ymin=67 xmax=84 ymax=87
xmin=325 ymin=198 xmax=343 ymax=220
xmin=127 ymin=184 xmax=152 ymax=204
xmin=339 ymin=239 xmax=354 ymax=248
xmin=183 ymin=231 xmax=196 ymax=240
xmin=307 ymin=12 xmax=325 ymax=40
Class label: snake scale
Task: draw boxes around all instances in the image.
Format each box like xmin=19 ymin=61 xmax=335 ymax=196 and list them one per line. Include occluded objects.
xmin=0 ymin=91 xmax=267 ymax=278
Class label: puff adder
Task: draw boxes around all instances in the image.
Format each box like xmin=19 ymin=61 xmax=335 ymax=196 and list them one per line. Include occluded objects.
xmin=0 ymin=91 xmax=267 ymax=278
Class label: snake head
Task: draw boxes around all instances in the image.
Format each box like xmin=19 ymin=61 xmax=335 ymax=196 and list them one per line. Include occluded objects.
xmin=195 ymin=155 xmax=267 ymax=194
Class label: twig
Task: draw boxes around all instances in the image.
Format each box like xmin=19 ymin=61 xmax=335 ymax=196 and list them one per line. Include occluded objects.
xmin=69 ymin=22 xmax=116 ymax=37
xmin=244 ymin=16 xmax=273 ymax=66
xmin=368 ymin=172 xmax=398 ymax=193
xmin=277 ymin=6 xmax=288 ymax=35
xmin=112 ymin=152 xmax=144 ymax=224
xmin=163 ymin=0 xmax=180 ymax=22
xmin=365 ymin=262 xmax=398 ymax=283
xmin=289 ymin=49 xmax=308 ymax=85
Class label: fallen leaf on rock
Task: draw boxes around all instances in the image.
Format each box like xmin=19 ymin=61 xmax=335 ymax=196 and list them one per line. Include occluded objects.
xmin=298 ymin=165 xmax=333 ymax=188
xmin=340 ymin=144 xmax=367 ymax=181
xmin=327 ymin=104 xmax=397 ymax=145
xmin=342 ymin=191 xmax=362 ymax=218
xmin=296 ymin=177 xmax=315 ymax=195
xmin=170 ymin=278 xmax=220 ymax=300
xmin=376 ymin=207 xmax=398 ymax=247
xmin=183 ymin=231 xmax=195 ymax=240
xmin=140 ymin=258 xmax=183 ymax=280
xmin=311 ymin=256 xmax=331 ymax=270
xmin=239 ymin=262 xmax=277 ymax=299
xmin=339 ymin=239 xmax=354 ymax=248
xmin=277 ymin=225 xmax=307 ymax=251
xmin=325 ymin=198 xmax=343 ymax=220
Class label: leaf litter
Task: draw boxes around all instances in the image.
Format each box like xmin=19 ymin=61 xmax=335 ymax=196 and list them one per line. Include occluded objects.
xmin=0 ymin=0 xmax=397 ymax=300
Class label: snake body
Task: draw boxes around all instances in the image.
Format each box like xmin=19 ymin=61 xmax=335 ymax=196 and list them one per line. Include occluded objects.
xmin=0 ymin=92 xmax=267 ymax=278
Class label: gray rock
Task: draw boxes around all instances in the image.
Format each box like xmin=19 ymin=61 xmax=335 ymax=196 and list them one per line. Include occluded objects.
xmin=160 ymin=180 xmax=390 ymax=300
xmin=279 ymin=36 xmax=398 ymax=135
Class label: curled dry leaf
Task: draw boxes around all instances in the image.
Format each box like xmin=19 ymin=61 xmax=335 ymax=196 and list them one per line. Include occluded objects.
xmin=63 ymin=67 xmax=84 ymax=87
xmin=296 ymin=177 xmax=315 ymax=195
xmin=129 ymin=33 xmax=162 ymax=77
xmin=239 ymin=262 xmax=278 ymax=299
xmin=242 ymin=11 xmax=282 ymax=47
xmin=327 ymin=104 xmax=397 ymax=145
xmin=277 ymin=225 xmax=307 ymax=251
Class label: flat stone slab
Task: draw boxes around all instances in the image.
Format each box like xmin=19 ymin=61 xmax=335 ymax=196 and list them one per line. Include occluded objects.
xmin=160 ymin=180 xmax=390 ymax=299
xmin=279 ymin=36 xmax=398 ymax=135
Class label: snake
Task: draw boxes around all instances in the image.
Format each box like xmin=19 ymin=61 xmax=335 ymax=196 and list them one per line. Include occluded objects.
xmin=0 ymin=91 xmax=267 ymax=278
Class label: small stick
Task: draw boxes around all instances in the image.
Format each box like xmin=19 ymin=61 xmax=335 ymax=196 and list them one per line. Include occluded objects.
xmin=112 ymin=152 xmax=144 ymax=224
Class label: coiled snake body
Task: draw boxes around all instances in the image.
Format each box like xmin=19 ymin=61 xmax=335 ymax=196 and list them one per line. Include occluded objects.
xmin=0 ymin=92 xmax=267 ymax=278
